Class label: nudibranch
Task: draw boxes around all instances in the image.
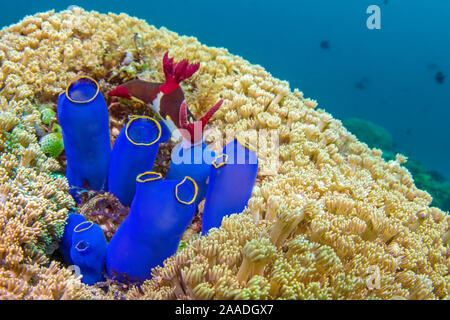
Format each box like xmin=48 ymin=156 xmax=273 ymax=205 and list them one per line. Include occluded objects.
xmin=70 ymin=220 xmax=108 ymax=285
xmin=108 ymin=52 xmax=199 ymax=134
xmin=165 ymin=99 xmax=223 ymax=205
xmin=107 ymin=115 xmax=163 ymax=206
xmin=57 ymin=76 xmax=111 ymax=201
xmin=106 ymin=172 xmax=198 ymax=282
xmin=201 ymin=138 xmax=259 ymax=234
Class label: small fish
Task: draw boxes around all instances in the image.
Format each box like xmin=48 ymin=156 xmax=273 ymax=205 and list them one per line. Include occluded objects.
xmin=320 ymin=40 xmax=330 ymax=50
xmin=354 ymin=76 xmax=370 ymax=90
xmin=435 ymin=71 xmax=445 ymax=84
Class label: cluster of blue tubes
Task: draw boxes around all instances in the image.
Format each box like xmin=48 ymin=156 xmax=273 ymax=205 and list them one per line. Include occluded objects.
xmin=57 ymin=76 xmax=258 ymax=284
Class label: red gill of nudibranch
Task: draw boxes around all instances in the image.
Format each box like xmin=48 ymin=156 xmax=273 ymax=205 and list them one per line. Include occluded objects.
xmin=159 ymin=52 xmax=200 ymax=95
xmin=108 ymin=52 xmax=199 ymax=131
xmin=179 ymin=99 xmax=223 ymax=144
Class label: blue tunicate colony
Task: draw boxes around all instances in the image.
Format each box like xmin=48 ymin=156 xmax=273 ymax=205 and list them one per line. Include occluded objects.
xmin=57 ymin=75 xmax=258 ymax=284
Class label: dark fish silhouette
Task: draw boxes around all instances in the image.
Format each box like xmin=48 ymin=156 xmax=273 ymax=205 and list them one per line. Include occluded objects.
xmin=435 ymin=71 xmax=445 ymax=84
xmin=354 ymin=76 xmax=370 ymax=90
xmin=320 ymin=40 xmax=330 ymax=50
xmin=354 ymin=82 xmax=366 ymax=90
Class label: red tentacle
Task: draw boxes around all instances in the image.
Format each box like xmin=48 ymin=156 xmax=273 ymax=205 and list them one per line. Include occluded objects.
xmin=178 ymin=99 xmax=223 ymax=144
xmin=162 ymin=52 xmax=174 ymax=77
xmin=178 ymin=100 xmax=195 ymax=142
xmin=174 ymin=60 xmax=188 ymax=80
xmin=200 ymin=99 xmax=223 ymax=129
xmin=160 ymin=52 xmax=200 ymax=95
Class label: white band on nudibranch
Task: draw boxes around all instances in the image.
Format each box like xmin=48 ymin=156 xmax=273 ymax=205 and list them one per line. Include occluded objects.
xmin=149 ymin=91 xmax=163 ymax=116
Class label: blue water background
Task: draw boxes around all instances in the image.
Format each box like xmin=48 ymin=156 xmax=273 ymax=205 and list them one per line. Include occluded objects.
xmin=1 ymin=0 xmax=449 ymax=180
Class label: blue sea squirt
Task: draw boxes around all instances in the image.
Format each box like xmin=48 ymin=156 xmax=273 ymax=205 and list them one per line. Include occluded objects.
xmin=107 ymin=115 xmax=163 ymax=206
xmin=60 ymin=212 xmax=87 ymax=265
xmin=201 ymin=138 xmax=259 ymax=234
xmin=57 ymin=76 xmax=112 ymax=200
xmin=70 ymin=220 xmax=108 ymax=285
xmin=106 ymin=172 xmax=198 ymax=282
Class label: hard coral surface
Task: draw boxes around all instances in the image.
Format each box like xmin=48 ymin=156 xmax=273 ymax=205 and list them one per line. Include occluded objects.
xmin=0 ymin=8 xmax=448 ymax=299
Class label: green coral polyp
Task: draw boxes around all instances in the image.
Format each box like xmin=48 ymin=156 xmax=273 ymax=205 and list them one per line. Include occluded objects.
xmin=52 ymin=123 xmax=62 ymax=135
xmin=40 ymin=132 xmax=64 ymax=158
xmin=40 ymin=108 xmax=56 ymax=125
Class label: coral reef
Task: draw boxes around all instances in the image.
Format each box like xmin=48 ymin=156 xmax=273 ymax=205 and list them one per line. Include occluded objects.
xmin=343 ymin=117 xmax=450 ymax=212
xmin=342 ymin=118 xmax=393 ymax=151
xmin=404 ymin=159 xmax=450 ymax=212
xmin=0 ymin=97 xmax=101 ymax=298
xmin=0 ymin=8 xmax=448 ymax=299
